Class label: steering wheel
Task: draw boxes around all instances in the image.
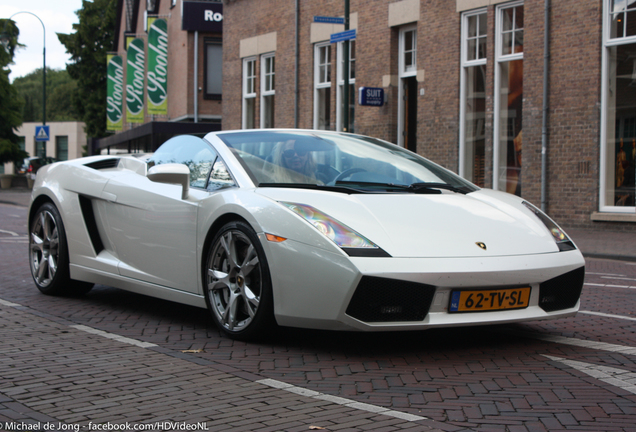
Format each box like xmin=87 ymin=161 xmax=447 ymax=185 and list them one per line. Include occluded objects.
xmin=332 ymin=168 xmax=367 ymax=184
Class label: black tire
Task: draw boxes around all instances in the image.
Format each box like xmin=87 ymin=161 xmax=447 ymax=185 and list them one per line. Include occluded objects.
xmin=29 ymin=202 xmax=94 ymax=296
xmin=204 ymin=221 xmax=275 ymax=340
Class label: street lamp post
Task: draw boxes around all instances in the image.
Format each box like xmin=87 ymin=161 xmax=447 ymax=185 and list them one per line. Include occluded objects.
xmin=1 ymin=12 xmax=46 ymax=157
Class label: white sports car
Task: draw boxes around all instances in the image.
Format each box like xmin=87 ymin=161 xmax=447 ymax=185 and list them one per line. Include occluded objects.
xmin=28 ymin=129 xmax=585 ymax=339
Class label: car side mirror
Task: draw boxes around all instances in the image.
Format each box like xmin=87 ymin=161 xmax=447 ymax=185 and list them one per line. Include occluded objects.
xmin=147 ymin=163 xmax=190 ymax=200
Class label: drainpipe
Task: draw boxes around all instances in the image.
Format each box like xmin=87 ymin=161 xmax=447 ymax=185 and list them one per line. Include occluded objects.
xmin=541 ymin=0 xmax=550 ymax=211
xmin=194 ymin=31 xmax=199 ymax=123
xmin=295 ymin=0 xmax=299 ymax=128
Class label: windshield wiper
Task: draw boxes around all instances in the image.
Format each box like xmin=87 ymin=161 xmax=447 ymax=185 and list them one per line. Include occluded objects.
xmin=258 ymin=183 xmax=369 ymax=194
xmin=407 ymin=182 xmax=469 ymax=194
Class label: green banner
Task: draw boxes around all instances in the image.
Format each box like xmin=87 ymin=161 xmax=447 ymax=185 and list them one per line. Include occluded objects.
xmin=147 ymin=19 xmax=168 ymax=115
xmin=106 ymin=54 xmax=124 ymax=131
xmin=126 ymin=38 xmax=145 ymax=123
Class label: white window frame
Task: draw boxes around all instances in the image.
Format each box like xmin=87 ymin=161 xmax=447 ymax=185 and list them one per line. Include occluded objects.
xmin=336 ymin=40 xmax=355 ymax=132
xmin=493 ymin=1 xmax=523 ymax=192
xmin=314 ymin=42 xmax=332 ymax=130
xmin=459 ymin=8 xmax=488 ymax=181
xmin=600 ymin=0 xmax=636 ymax=212
xmin=397 ymin=25 xmax=417 ymax=147
xmin=242 ymin=57 xmax=256 ymax=130
xmin=260 ymin=53 xmax=275 ymax=128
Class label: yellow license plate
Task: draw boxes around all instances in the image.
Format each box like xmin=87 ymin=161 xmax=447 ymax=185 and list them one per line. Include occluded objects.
xmin=449 ymin=287 xmax=531 ymax=313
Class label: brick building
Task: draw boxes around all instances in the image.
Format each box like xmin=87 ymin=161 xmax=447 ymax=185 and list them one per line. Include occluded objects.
xmin=95 ymin=0 xmax=224 ymax=154
xmin=222 ymin=0 xmax=636 ymax=231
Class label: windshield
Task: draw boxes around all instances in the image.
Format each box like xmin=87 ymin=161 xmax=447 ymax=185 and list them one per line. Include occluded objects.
xmin=218 ymin=130 xmax=478 ymax=194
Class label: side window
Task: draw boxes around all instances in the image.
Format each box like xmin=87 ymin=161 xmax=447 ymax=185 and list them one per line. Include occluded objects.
xmin=148 ymin=136 xmax=218 ymax=189
xmin=208 ymin=159 xmax=235 ymax=191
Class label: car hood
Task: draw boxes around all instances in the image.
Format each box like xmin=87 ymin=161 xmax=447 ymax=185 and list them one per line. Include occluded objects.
xmin=255 ymin=188 xmax=563 ymax=258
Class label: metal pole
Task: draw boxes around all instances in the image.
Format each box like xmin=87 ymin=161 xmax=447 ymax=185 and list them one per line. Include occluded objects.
xmin=343 ymin=0 xmax=350 ymax=132
xmin=6 ymin=12 xmax=46 ymax=155
xmin=541 ymin=0 xmax=550 ymax=211
xmin=295 ymin=0 xmax=299 ymax=129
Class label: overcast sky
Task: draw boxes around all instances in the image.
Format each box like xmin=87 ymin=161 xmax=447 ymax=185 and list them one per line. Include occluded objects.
xmin=0 ymin=0 xmax=84 ymax=81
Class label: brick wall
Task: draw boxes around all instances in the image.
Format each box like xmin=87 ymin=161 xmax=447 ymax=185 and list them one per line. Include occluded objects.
xmin=222 ymin=0 xmax=636 ymax=231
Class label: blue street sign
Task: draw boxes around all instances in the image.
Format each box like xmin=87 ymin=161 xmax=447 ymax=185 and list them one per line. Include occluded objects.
xmin=359 ymin=87 xmax=385 ymax=107
xmin=314 ymin=16 xmax=345 ymax=25
xmin=330 ymin=29 xmax=356 ymax=44
xmin=35 ymin=125 xmax=50 ymax=142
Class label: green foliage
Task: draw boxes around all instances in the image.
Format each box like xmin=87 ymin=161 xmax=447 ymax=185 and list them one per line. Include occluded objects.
xmin=0 ymin=19 xmax=27 ymax=166
xmin=13 ymin=68 xmax=79 ymax=122
xmin=58 ymin=0 xmax=117 ymax=138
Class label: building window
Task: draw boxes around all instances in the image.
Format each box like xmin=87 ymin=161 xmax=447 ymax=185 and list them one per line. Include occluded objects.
xmin=460 ymin=10 xmax=487 ymax=187
xmin=56 ymin=136 xmax=69 ymax=161
xmin=337 ymin=40 xmax=355 ymax=133
xmin=261 ymin=53 xmax=275 ymax=128
xmin=314 ymin=43 xmax=331 ymax=130
xmin=205 ymin=38 xmax=222 ymax=100
xmin=601 ymin=0 xmax=636 ymax=210
xmin=494 ymin=2 xmax=523 ymax=196
xmin=400 ymin=27 xmax=417 ymax=76
xmin=36 ymin=141 xmax=46 ymax=158
xmin=242 ymin=57 xmax=256 ymax=129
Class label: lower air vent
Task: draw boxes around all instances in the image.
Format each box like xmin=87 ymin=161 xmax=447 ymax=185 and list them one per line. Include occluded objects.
xmin=85 ymin=158 xmax=120 ymax=170
xmin=539 ymin=267 xmax=585 ymax=312
xmin=346 ymin=276 xmax=436 ymax=322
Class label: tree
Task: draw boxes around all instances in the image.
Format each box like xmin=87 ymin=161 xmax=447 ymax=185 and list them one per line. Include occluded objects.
xmin=13 ymin=68 xmax=79 ymax=122
xmin=58 ymin=0 xmax=117 ymax=138
xmin=0 ymin=19 xmax=27 ymax=166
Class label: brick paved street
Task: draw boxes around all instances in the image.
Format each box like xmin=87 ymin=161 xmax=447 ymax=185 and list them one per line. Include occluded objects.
xmin=2 ymin=193 xmax=636 ymax=431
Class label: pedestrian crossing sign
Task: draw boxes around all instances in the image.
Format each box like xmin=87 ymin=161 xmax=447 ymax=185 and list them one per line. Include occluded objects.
xmin=35 ymin=125 xmax=50 ymax=142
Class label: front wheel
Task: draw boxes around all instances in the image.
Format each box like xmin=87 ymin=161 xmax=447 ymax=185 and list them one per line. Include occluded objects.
xmin=204 ymin=221 xmax=275 ymax=340
xmin=29 ymin=202 xmax=94 ymax=296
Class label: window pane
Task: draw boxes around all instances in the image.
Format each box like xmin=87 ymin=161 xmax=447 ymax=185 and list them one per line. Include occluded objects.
xmin=56 ymin=136 xmax=69 ymax=161
xmin=628 ymin=9 xmax=636 ymax=37
xmin=245 ymin=98 xmax=255 ymax=129
xmin=263 ymin=94 xmax=275 ymax=128
xmin=468 ymin=39 xmax=477 ymax=61
xmin=349 ymin=41 xmax=356 ymax=80
xmin=514 ymin=29 xmax=524 ymax=53
xmin=604 ymin=43 xmax=636 ymax=207
xmin=206 ymin=44 xmax=222 ymax=95
xmin=502 ymin=32 xmax=513 ymax=56
xmin=468 ymin=15 xmax=477 ymax=38
xmin=317 ymin=88 xmax=331 ymax=130
xmin=502 ymin=7 xmax=514 ymax=31
xmin=463 ymin=65 xmax=487 ymax=187
xmin=478 ymin=34 xmax=487 ymax=59
xmin=497 ymin=59 xmax=523 ymax=196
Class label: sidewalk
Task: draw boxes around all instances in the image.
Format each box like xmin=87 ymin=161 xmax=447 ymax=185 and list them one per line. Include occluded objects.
xmin=1 ymin=187 xmax=635 ymax=261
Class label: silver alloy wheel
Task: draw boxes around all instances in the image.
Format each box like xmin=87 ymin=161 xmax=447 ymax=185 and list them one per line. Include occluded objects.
xmin=207 ymin=229 xmax=262 ymax=332
xmin=30 ymin=210 xmax=59 ymax=287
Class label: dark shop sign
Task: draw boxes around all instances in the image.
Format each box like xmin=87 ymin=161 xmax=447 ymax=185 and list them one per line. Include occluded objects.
xmin=182 ymin=2 xmax=223 ymax=32
xmin=358 ymin=87 xmax=385 ymax=106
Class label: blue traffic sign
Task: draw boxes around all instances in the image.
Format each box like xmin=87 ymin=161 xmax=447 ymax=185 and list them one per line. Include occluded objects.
xmin=314 ymin=16 xmax=345 ymax=25
xmin=330 ymin=29 xmax=356 ymax=44
xmin=35 ymin=125 xmax=50 ymax=142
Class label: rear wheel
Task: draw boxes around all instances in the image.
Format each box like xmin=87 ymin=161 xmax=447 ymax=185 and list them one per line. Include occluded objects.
xmin=29 ymin=202 xmax=94 ymax=296
xmin=204 ymin=221 xmax=275 ymax=340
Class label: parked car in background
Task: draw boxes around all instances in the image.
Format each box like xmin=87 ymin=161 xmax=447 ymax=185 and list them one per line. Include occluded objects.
xmin=19 ymin=156 xmax=57 ymax=178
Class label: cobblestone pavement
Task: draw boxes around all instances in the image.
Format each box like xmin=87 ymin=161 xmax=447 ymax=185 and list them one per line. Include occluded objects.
xmin=2 ymin=195 xmax=636 ymax=431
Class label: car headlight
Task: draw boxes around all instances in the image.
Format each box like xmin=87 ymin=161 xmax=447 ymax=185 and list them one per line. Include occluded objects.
xmin=281 ymin=202 xmax=390 ymax=257
xmin=522 ymin=201 xmax=576 ymax=251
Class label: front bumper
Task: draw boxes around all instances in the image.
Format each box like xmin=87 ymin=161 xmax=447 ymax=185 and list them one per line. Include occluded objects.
xmin=264 ymin=238 xmax=585 ymax=332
